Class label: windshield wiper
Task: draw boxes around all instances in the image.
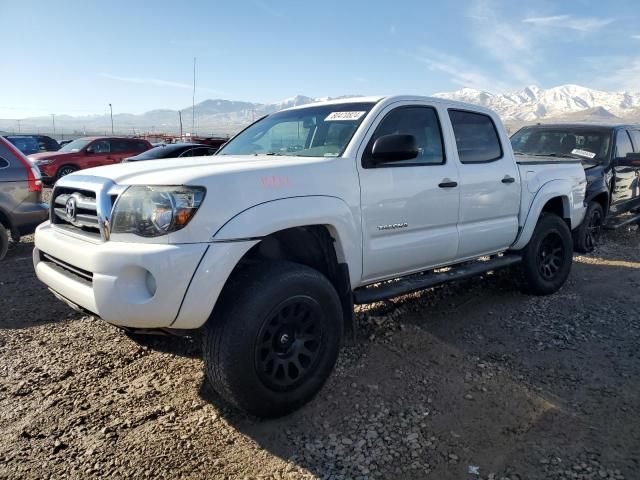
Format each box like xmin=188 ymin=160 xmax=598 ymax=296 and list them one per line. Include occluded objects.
xmin=264 ymin=152 xmax=285 ymax=156
xmin=528 ymin=153 xmax=580 ymax=159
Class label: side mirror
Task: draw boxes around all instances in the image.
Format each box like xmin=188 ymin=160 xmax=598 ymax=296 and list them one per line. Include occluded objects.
xmin=616 ymin=152 xmax=640 ymax=167
xmin=371 ymin=134 xmax=418 ymax=164
xmin=85 ymin=146 xmax=95 ymax=154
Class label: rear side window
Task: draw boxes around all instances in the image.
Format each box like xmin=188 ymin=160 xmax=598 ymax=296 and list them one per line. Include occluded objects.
xmin=614 ymin=131 xmax=633 ymax=158
xmin=0 ymin=156 xmax=9 ymax=169
xmin=449 ymin=110 xmax=503 ymax=163
xmin=133 ymin=141 xmax=148 ymax=152
xmin=110 ymin=140 xmax=136 ymax=153
xmin=628 ymin=130 xmax=640 ymax=152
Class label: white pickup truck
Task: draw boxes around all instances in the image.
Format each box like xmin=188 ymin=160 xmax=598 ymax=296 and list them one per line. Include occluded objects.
xmin=33 ymin=96 xmax=586 ymax=416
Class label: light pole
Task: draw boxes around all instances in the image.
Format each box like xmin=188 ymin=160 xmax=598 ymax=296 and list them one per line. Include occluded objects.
xmin=108 ymin=103 xmax=114 ymax=134
xmin=50 ymin=114 xmax=56 ymax=137
xmin=178 ymin=110 xmax=183 ymax=138
xmin=16 ymin=119 xmax=21 ymax=133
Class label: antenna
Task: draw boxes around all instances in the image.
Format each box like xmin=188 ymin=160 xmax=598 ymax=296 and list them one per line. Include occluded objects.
xmin=192 ymin=57 xmax=196 ymax=135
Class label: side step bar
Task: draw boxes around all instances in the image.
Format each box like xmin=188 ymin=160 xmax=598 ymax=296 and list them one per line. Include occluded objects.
xmin=604 ymin=212 xmax=640 ymax=230
xmin=353 ymin=254 xmax=521 ymax=305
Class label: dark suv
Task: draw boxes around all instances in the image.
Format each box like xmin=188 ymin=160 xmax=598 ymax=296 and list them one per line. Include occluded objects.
xmin=0 ymin=137 xmax=48 ymax=260
xmin=511 ymin=124 xmax=640 ymax=252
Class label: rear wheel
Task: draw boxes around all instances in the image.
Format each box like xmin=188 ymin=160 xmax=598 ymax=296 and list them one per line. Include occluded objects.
xmin=572 ymin=201 xmax=604 ymax=253
xmin=518 ymin=214 xmax=573 ymax=295
xmin=56 ymin=165 xmax=78 ymax=179
xmin=203 ymin=261 xmax=343 ymax=418
xmin=0 ymin=223 xmax=8 ymax=261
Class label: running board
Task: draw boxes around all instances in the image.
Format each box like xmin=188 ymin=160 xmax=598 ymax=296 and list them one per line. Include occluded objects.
xmin=353 ymin=254 xmax=521 ymax=305
xmin=604 ymin=212 xmax=640 ymax=230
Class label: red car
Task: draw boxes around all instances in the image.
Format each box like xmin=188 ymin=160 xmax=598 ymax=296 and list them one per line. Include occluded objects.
xmin=28 ymin=137 xmax=152 ymax=184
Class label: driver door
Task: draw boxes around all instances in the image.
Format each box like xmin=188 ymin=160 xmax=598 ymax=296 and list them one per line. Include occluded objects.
xmin=357 ymin=103 xmax=460 ymax=283
xmin=86 ymin=139 xmax=112 ymax=168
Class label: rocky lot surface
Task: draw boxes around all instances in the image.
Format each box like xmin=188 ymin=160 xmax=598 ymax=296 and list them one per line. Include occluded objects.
xmin=0 ymin=221 xmax=638 ymax=479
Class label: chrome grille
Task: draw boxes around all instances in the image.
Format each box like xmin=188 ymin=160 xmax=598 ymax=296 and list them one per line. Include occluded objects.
xmin=49 ymin=175 xmax=125 ymax=242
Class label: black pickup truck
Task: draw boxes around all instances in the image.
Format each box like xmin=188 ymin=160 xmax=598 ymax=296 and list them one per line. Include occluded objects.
xmin=511 ymin=124 xmax=640 ymax=252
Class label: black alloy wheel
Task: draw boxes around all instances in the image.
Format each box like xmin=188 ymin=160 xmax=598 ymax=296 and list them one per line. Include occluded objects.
xmin=537 ymin=232 xmax=565 ymax=280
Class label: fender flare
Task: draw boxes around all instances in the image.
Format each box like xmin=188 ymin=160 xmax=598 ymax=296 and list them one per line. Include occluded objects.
xmin=212 ymin=195 xmax=363 ymax=286
xmin=511 ymin=179 xmax=578 ymax=250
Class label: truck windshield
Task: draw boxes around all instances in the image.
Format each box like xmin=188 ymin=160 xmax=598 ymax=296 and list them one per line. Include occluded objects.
xmin=511 ymin=127 xmax=612 ymax=164
xmin=218 ymin=102 xmax=376 ymax=157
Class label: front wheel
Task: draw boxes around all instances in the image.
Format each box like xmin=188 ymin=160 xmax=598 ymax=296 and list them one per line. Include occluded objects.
xmin=0 ymin=223 xmax=8 ymax=261
xmin=203 ymin=261 xmax=343 ymax=417
xmin=572 ymin=201 xmax=604 ymax=253
xmin=56 ymin=165 xmax=78 ymax=179
xmin=517 ymin=214 xmax=573 ymax=295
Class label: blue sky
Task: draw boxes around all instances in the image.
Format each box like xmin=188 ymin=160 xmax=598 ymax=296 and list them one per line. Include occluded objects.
xmin=1 ymin=0 xmax=639 ymax=118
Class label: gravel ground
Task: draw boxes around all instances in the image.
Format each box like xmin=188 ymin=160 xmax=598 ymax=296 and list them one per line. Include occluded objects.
xmin=1 ymin=211 xmax=638 ymax=479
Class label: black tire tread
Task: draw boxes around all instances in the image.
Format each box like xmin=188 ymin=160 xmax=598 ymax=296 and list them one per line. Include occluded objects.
xmin=203 ymin=261 xmax=342 ymax=417
xmin=0 ymin=223 xmax=8 ymax=261
xmin=572 ymin=201 xmax=604 ymax=253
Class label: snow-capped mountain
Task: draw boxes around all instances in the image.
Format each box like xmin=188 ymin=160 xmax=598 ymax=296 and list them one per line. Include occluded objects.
xmin=434 ymin=84 xmax=640 ymax=122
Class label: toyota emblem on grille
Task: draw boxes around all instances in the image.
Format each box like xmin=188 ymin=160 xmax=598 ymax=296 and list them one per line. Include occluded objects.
xmin=65 ymin=197 xmax=77 ymax=221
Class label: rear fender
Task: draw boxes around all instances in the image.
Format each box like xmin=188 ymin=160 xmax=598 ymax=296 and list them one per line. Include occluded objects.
xmin=511 ymin=179 xmax=583 ymax=250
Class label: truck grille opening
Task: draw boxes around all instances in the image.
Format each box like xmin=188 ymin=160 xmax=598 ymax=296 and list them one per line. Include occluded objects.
xmin=40 ymin=252 xmax=93 ymax=286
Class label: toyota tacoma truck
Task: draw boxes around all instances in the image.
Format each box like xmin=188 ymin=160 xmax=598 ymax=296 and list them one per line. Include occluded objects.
xmin=33 ymin=96 xmax=587 ymax=417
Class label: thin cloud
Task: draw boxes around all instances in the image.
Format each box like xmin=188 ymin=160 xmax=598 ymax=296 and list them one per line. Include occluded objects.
xmin=523 ymin=15 xmax=613 ymax=32
xmin=632 ymin=34 xmax=640 ymax=40
xmin=99 ymin=73 xmax=223 ymax=94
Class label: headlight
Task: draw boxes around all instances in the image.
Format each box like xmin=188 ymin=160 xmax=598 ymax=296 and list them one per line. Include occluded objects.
xmin=111 ymin=186 xmax=206 ymax=237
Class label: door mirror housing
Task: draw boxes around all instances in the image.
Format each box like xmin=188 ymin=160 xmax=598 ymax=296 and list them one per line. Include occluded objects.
xmin=616 ymin=152 xmax=640 ymax=167
xmin=85 ymin=146 xmax=95 ymax=154
xmin=370 ymin=134 xmax=419 ymax=164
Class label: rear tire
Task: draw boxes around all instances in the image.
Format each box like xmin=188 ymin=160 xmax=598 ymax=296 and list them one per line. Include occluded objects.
xmin=0 ymin=223 xmax=8 ymax=261
xmin=203 ymin=261 xmax=343 ymax=418
xmin=572 ymin=201 xmax=604 ymax=253
xmin=518 ymin=214 xmax=573 ymax=295
xmin=56 ymin=165 xmax=78 ymax=180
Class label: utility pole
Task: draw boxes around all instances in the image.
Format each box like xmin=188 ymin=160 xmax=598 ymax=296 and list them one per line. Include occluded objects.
xmin=178 ymin=110 xmax=183 ymax=138
xmin=192 ymin=57 xmax=196 ymax=135
xmin=50 ymin=114 xmax=56 ymax=137
xmin=108 ymin=103 xmax=114 ymax=134
xmin=16 ymin=119 xmax=21 ymax=133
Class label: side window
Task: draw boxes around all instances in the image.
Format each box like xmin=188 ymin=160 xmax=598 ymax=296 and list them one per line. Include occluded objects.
xmin=134 ymin=141 xmax=148 ymax=152
xmin=178 ymin=148 xmax=195 ymax=157
xmin=0 ymin=156 xmax=9 ymax=169
xmin=91 ymin=140 xmax=110 ymax=153
xmin=191 ymin=147 xmax=214 ymax=157
xmin=627 ymin=130 xmax=640 ymax=153
xmin=364 ymin=106 xmax=445 ymax=167
xmin=110 ymin=140 xmax=137 ymax=153
xmin=614 ymin=130 xmax=633 ymax=158
xmin=448 ymin=110 xmax=503 ymax=163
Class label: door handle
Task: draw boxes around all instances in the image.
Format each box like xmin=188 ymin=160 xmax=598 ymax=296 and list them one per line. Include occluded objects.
xmin=438 ymin=180 xmax=458 ymax=188
xmin=502 ymin=175 xmax=516 ymax=184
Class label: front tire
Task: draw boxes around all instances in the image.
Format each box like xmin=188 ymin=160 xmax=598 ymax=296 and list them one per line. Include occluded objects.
xmin=56 ymin=165 xmax=78 ymax=179
xmin=572 ymin=201 xmax=604 ymax=253
xmin=518 ymin=214 xmax=573 ymax=295
xmin=203 ymin=261 xmax=343 ymax=418
xmin=0 ymin=223 xmax=8 ymax=261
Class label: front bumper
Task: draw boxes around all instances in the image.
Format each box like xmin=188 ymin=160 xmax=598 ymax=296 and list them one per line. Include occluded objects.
xmin=33 ymin=222 xmax=257 ymax=329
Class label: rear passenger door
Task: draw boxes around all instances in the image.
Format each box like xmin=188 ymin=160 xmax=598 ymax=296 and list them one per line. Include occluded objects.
xmin=447 ymin=109 xmax=521 ymax=258
xmin=357 ymin=102 xmax=460 ymax=282
xmin=611 ymin=130 xmax=637 ymax=213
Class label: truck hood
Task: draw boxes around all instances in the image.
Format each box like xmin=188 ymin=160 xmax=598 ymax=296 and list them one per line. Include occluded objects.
xmin=72 ymin=154 xmax=337 ymax=185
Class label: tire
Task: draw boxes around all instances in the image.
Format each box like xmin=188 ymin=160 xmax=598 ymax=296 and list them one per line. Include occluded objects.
xmin=518 ymin=214 xmax=573 ymax=296
xmin=0 ymin=223 xmax=8 ymax=261
xmin=572 ymin=202 xmax=604 ymax=253
xmin=203 ymin=261 xmax=343 ymax=418
xmin=56 ymin=165 xmax=78 ymax=180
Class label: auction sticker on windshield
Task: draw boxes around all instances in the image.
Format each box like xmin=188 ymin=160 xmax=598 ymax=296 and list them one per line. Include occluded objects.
xmin=325 ymin=111 xmax=366 ymax=121
xmin=571 ymin=148 xmax=597 ymax=159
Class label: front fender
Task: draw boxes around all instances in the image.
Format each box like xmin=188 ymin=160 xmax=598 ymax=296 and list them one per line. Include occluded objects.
xmin=511 ymin=179 xmax=586 ymax=250
xmin=212 ymin=195 xmax=363 ymax=287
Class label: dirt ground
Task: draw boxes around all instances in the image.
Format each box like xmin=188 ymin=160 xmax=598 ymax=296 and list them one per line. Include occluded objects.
xmin=0 ymin=218 xmax=638 ymax=479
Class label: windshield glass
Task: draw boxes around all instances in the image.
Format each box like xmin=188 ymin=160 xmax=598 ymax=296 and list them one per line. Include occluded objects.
xmin=218 ymin=102 xmax=376 ymax=157
xmin=59 ymin=138 xmax=91 ymax=153
xmin=511 ymin=127 xmax=612 ymax=163
xmin=6 ymin=136 xmax=40 ymax=155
